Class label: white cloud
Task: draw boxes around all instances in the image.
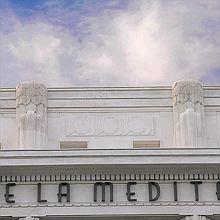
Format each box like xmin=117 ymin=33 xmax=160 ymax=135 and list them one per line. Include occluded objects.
xmin=0 ymin=21 xmax=71 ymax=86
xmin=0 ymin=0 xmax=220 ymax=87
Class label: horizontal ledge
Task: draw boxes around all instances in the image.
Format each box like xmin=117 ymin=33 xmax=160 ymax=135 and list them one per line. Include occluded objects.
xmin=1 ymin=85 xmax=220 ymax=91
xmin=0 ymin=149 xmax=220 ymax=168
xmin=1 ymin=148 xmax=220 ymax=155
xmin=1 ymin=203 xmax=220 ymax=217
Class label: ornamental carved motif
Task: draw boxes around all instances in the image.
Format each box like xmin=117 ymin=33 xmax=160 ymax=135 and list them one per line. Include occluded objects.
xmin=65 ymin=114 xmax=154 ymax=137
xmin=16 ymin=81 xmax=47 ymax=108
xmin=172 ymin=80 xmax=204 ymax=106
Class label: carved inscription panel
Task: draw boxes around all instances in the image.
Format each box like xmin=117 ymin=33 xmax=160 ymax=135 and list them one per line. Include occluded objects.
xmin=65 ymin=113 xmax=155 ymax=137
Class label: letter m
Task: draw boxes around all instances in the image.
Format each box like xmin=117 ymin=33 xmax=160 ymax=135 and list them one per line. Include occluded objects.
xmin=94 ymin=182 xmax=113 ymax=202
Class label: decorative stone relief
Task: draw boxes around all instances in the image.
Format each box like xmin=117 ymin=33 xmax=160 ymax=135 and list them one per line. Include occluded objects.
xmin=180 ymin=215 xmax=211 ymax=220
xmin=172 ymin=80 xmax=205 ymax=148
xmin=65 ymin=114 xmax=154 ymax=137
xmin=16 ymin=81 xmax=47 ymax=149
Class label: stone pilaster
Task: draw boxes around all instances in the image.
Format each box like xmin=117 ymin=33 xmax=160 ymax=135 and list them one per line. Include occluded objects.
xmin=172 ymin=80 xmax=205 ymax=148
xmin=16 ymin=81 xmax=47 ymax=149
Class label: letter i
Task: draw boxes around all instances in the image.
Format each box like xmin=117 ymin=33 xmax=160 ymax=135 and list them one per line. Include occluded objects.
xmin=173 ymin=181 xmax=178 ymax=201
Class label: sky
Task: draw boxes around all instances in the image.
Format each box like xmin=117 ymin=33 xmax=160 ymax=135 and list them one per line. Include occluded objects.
xmin=0 ymin=0 xmax=220 ymax=87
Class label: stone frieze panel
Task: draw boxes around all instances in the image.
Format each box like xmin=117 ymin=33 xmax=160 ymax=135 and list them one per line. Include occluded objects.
xmin=64 ymin=113 xmax=155 ymax=137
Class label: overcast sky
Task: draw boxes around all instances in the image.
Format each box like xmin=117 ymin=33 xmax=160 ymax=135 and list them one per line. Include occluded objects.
xmin=0 ymin=0 xmax=220 ymax=87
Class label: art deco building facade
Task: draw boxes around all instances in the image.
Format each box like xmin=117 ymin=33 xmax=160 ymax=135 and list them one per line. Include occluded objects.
xmin=0 ymin=80 xmax=219 ymax=220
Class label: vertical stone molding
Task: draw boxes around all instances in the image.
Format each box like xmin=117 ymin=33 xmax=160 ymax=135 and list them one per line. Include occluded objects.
xmin=172 ymin=80 xmax=205 ymax=148
xmin=16 ymin=81 xmax=47 ymax=149
xmin=180 ymin=215 xmax=212 ymax=220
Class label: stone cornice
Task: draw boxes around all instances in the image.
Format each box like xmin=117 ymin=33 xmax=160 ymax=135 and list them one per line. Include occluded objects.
xmin=0 ymin=149 xmax=220 ymax=175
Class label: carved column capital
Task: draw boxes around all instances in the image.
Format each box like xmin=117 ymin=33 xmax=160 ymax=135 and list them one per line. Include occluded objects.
xmin=16 ymin=80 xmax=47 ymax=108
xmin=172 ymin=80 xmax=203 ymax=106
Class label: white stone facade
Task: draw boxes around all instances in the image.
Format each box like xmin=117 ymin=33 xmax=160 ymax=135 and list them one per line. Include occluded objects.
xmin=0 ymin=80 xmax=219 ymax=220
xmin=1 ymin=80 xmax=220 ymax=150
